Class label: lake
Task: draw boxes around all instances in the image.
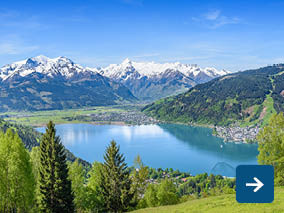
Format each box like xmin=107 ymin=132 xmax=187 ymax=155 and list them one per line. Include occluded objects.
xmin=36 ymin=123 xmax=258 ymax=177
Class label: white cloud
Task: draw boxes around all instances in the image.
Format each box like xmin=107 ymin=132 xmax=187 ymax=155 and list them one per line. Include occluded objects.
xmin=211 ymin=16 xmax=240 ymax=29
xmin=193 ymin=10 xmax=240 ymax=29
xmin=204 ymin=10 xmax=221 ymax=20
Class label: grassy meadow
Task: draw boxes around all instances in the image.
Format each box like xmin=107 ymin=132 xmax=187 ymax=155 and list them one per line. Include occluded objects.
xmin=0 ymin=105 xmax=140 ymax=126
xmin=133 ymin=187 xmax=284 ymax=213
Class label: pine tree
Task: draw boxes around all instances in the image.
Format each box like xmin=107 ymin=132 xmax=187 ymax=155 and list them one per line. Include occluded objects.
xmin=38 ymin=121 xmax=74 ymax=212
xmin=0 ymin=129 xmax=35 ymax=212
xmin=100 ymin=140 xmax=134 ymax=212
xmin=68 ymin=159 xmax=87 ymax=212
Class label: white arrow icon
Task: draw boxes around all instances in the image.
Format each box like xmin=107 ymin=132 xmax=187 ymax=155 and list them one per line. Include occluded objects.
xmin=246 ymin=177 xmax=264 ymax=192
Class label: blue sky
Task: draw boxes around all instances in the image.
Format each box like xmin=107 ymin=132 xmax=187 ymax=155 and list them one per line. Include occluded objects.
xmin=1 ymin=0 xmax=284 ymax=71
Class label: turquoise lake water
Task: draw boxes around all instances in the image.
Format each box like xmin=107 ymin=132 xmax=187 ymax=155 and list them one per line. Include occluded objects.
xmin=36 ymin=123 xmax=258 ymax=177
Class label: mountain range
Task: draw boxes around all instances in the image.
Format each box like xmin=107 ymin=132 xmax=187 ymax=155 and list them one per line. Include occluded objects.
xmin=0 ymin=55 xmax=227 ymax=111
xmin=99 ymin=58 xmax=228 ymax=100
xmin=142 ymin=64 xmax=284 ymax=127
xmin=0 ymin=55 xmax=136 ymax=111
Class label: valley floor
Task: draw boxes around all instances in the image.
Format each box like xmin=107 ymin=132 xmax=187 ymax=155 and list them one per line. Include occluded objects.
xmin=0 ymin=104 xmax=159 ymax=127
xmin=133 ymin=187 xmax=284 ymax=213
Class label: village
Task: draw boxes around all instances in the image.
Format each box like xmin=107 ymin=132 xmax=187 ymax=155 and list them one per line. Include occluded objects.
xmin=66 ymin=111 xmax=160 ymax=126
xmin=213 ymin=125 xmax=260 ymax=143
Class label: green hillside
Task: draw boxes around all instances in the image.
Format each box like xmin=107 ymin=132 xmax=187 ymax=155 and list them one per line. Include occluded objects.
xmin=0 ymin=118 xmax=41 ymax=150
xmin=133 ymin=187 xmax=284 ymax=213
xmin=0 ymin=118 xmax=90 ymax=167
xmin=142 ymin=65 xmax=284 ymax=127
xmin=0 ymin=71 xmax=137 ymax=112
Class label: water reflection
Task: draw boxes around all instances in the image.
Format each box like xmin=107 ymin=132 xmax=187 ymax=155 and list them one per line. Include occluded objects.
xmin=55 ymin=124 xmax=90 ymax=146
xmin=108 ymin=125 xmax=167 ymax=141
xmin=36 ymin=123 xmax=258 ymax=176
xmin=158 ymin=124 xmax=259 ymax=161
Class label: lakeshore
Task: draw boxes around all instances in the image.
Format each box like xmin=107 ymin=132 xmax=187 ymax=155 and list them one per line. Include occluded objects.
xmin=0 ymin=105 xmax=260 ymax=143
xmin=162 ymin=121 xmax=259 ymax=143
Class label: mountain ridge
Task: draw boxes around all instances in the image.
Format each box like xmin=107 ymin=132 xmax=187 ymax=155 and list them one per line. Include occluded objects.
xmin=0 ymin=55 xmax=96 ymax=81
xmin=0 ymin=55 xmax=229 ymax=103
xmin=0 ymin=55 xmax=137 ymax=112
xmin=100 ymin=58 xmax=228 ymax=78
xmin=0 ymin=55 xmax=228 ymax=82
xmin=99 ymin=57 xmax=229 ymax=100
xmin=142 ymin=64 xmax=284 ymax=127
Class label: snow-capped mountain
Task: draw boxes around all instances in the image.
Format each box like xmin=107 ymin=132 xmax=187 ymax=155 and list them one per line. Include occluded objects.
xmin=0 ymin=55 xmax=227 ymax=84
xmin=0 ymin=55 xmax=96 ymax=81
xmin=0 ymin=55 xmax=229 ymax=111
xmin=99 ymin=58 xmax=229 ymax=100
xmin=0 ymin=56 xmax=136 ymax=112
xmin=100 ymin=58 xmax=227 ymax=79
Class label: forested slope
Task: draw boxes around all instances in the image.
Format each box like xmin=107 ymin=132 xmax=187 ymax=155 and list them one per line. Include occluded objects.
xmin=143 ymin=64 xmax=284 ymax=126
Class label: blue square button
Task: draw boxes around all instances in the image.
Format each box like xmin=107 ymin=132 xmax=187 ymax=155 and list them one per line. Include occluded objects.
xmin=236 ymin=165 xmax=274 ymax=203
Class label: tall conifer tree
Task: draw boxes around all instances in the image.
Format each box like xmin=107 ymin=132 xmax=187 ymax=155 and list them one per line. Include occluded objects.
xmin=38 ymin=121 xmax=74 ymax=212
xmin=100 ymin=140 xmax=134 ymax=213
